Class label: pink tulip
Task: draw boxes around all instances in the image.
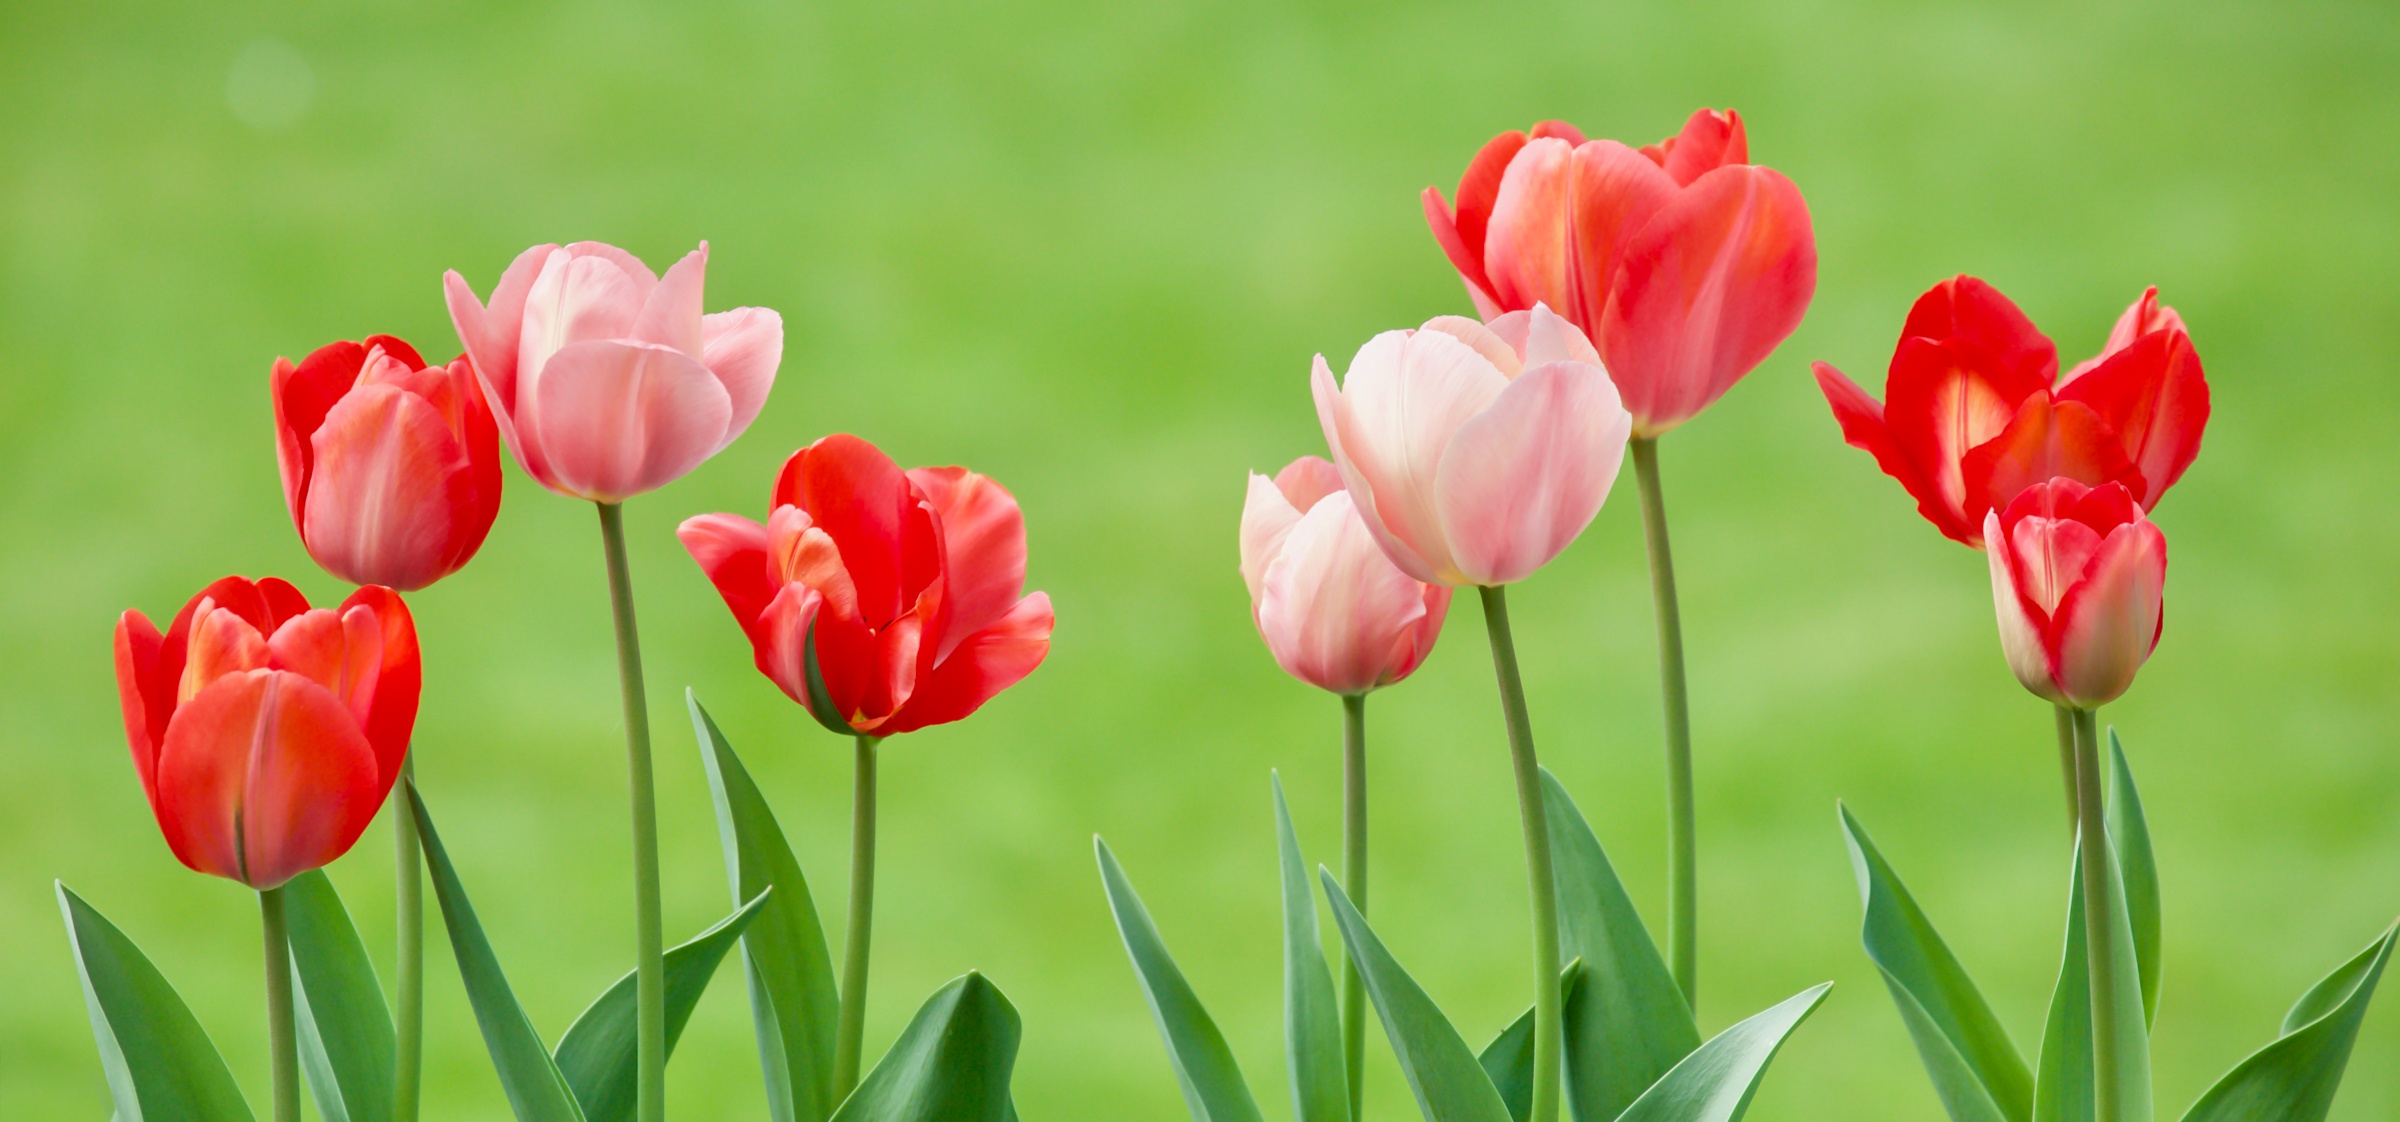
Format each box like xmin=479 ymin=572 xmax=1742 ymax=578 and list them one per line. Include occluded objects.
xmin=1985 ymin=478 xmax=2167 ymax=708
xmin=444 ymin=241 xmax=783 ymax=503
xmin=1240 ymin=456 xmax=1451 ymax=694
xmin=1312 ymin=305 xmax=1631 ymax=586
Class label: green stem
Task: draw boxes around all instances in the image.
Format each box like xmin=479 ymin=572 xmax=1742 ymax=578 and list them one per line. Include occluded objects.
xmin=1339 ymin=692 xmax=1369 ymax=1121
xmin=597 ymin=502 xmax=666 ymax=1122
xmin=261 ymin=885 xmax=300 ymax=1122
xmin=1479 ymin=585 xmax=1562 ymax=1122
xmin=1629 ymin=437 xmax=1698 ymax=1009
xmin=393 ymin=751 xmax=423 ymax=1122
xmin=2054 ymin=705 xmax=2080 ymax=832
xmin=833 ymin=734 xmax=881 ymax=1098
xmin=2072 ymin=707 xmax=2124 ymax=1122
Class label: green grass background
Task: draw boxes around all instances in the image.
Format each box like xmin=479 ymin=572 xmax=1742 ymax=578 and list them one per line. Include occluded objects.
xmin=4 ymin=0 xmax=2397 ymax=1117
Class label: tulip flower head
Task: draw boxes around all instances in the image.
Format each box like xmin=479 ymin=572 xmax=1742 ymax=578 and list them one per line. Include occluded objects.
xmin=1312 ymin=304 xmax=1632 ymax=587
xmin=1985 ymin=479 xmax=2166 ymax=709
xmin=1240 ymin=456 xmax=1451 ymax=695
xmin=113 ymin=577 xmax=419 ymax=890
xmin=445 ymin=241 xmax=784 ymax=503
xmin=1815 ymin=277 xmax=2208 ymax=547
xmin=680 ymin=434 xmax=1054 ymax=736
xmin=1424 ymin=109 xmax=1817 ymax=436
xmin=273 ymin=336 xmax=503 ymax=591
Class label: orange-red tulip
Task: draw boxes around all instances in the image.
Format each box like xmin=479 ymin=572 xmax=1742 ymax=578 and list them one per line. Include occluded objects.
xmin=1985 ymin=479 xmax=2166 ymax=708
xmin=1240 ymin=456 xmax=1450 ymax=695
xmin=273 ymin=336 xmax=502 ymax=590
xmin=113 ymin=577 xmax=419 ymax=890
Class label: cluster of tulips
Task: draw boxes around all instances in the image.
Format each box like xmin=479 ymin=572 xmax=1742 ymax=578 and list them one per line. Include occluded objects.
xmin=59 ymin=108 xmax=2393 ymax=1122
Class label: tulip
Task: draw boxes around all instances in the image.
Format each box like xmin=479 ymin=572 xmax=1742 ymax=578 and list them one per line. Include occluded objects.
xmin=1985 ymin=478 xmax=2166 ymax=709
xmin=444 ymin=240 xmax=784 ymax=503
xmin=272 ymin=336 xmax=503 ymax=591
xmin=112 ymin=576 xmax=419 ymax=890
xmin=1424 ymin=109 xmax=1816 ymax=436
xmin=1815 ymin=276 xmax=2209 ymax=546
xmin=1241 ymin=456 xmax=1450 ymax=695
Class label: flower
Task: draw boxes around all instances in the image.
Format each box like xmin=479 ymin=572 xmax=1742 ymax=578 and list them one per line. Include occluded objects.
xmin=1985 ymin=478 xmax=2166 ymax=708
xmin=679 ymin=434 xmax=1054 ymax=735
xmin=1814 ymin=276 xmax=2209 ymax=546
xmin=1423 ymin=109 xmax=1816 ymax=436
xmin=444 ymin=241 xmax=784 ymax=503
xmin=273 ymin=335 xmax=503 ymax=590
xmin=1311 ymin=304 xmax=1631 ymax=587
xmin=1240 ymin=456 xmax=1451 ymax=694
xmin=113 ymin=576 xmax=419 ymax=889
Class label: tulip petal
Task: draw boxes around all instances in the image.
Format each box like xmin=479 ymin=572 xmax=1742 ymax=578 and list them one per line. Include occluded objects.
xmin=1434 ymin=360 xmax=1631 ymax=585
xmin=1879 ymin=338 xmax=2049 ymax=544
xmin=1899 ymin=276 xmax=2060 ymax=388
xmin=632 ymin=244 xmax=707 ymax=357
xmin=520 ymin=251 xmax=645 ymax=384
xmin=1985 ymin=511 xmax=2059 ymax=704
xmin=2055 ymin=328 xmax=2208 ymax=508
xmin=266 ymin=608 xmax=383 ymax=733
xmin=1654 ymin=108 xmax=1748 ymax=187
xmin=153 ymin=670 xmax=383 ymax=889
xmin=884 ymin=593 xmax=1053 ymax=734
xmin=1272 ymin=456 xmax=1347 ymax=512
xmin=2062 ymin=288 xmax=2185 ymax=383
xmin=1424 ymin=188 xmax=1503 ymax=319
xmin=1429 ymin=130 xmax=1530 ymax=300
xmin=338 ymin=587 xmax=419 ymax=786
xmin=565 ymin=241 xmax=660 ymax=291
xmin=1812 ymin=359 xmax=1975 ymax=540
xmin=678 ymin=512 xmax=778 ymax=639
xmin=769 ymin=509 xmax=863 ymax=622
xmin=2048 ymin=521 xmax=2166 ymax=708
xmin=701 ymin=307 xmax=784 ymax=447
xmin=1566 ymin=140 xmax=1680 ymax=326
xmin=181 ymin=606 xmax=271 ymax=704
xmin=907 ymin=466 xmax=1029 ymax=657
xmin=115 ymin=611 xmax=169 ymax=790
xmin=2007 ymin=514 xmax=2104 ymax=616
xmin=1256 ymin=492 xmax=1433 ymax=694
xmin=1425 ymin=314 xmax=1527 ymax=377
xmin=300 ymin=385 xmax=471 ymax=591
xmin=272 ymin=342 xmax=371 ymax=525
xmin=517 ymin=340 xmax=732 ymax=502
xmin=445 ymin=243 xmax=557 ymax=412
xmin=1240 ymin=472 xmax=1305 ymax=604
xmin=1959 ymin=396 xmax=2140 ymax=531
xmin=1483 ymin=137 xmax=1579 ymax=317
xmin=774 ymin=435 xmax=917 ymax=628
xmin=1324 ymin=330 xmax=1512 ymax=585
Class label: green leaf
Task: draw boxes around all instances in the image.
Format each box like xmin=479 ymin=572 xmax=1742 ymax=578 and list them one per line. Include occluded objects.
xmin=1612 ymin=982 xmax=1831 ymax=1122
xmin=408 ymin=785 xmax=588 ymax=1122
xmin=57 ymin=881 xmax=256 ymax=1122
xmin=1273 ymin=775 xmax=1351 ymax=1122
xmin=1094 ymin=836 xmax=1265 ymax=1122
xmin=1478 ymin=1005 xmax=1536 ymax=1122
xmin=2176 ymin=921 xmax=2399 ymax=1122
xmin=554 ymin=891 xmax=773 ymax=1122
xmin=282 ymin=869 xmax=395 ymax=1122
xmin=1540 ymin=769 xmax=1701 ymax=1122
xmin=1839 ymin=805 xmax=2031 ymax=1122
xmin=801 ymin=617 xmax=862 ymax=737
xmin=2105 ymin=731 xmax=2160 ymax=1029
xmin=690 ymin=692 xmax=843 ymax=1122
xmin=2032 ymin=852 xmax=2093 ymax=1122
xmin=1319 ymin=870 xmax=1513 ymax=1122
xmin=828 ymin=972 xmax=1020 ymax=1122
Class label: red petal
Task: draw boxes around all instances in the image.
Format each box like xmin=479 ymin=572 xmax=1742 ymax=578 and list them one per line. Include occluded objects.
xmin=1482 ymin=137 xmax=1578 ymax=316
xmin=679 ymin=512 xmax=779 ymax=639
xmin=1529 ymin=120 xmax=1587 ymax=145
xmin=152 ymin=670 xmax=383 ymax=888
xmin=1898 ymin=276 xmax=2059 ymax=388
xmin=1959 ymin=396 xmax=2140 ymax=531
xmin=883 ymin=593 xmax=1053 ymax=734
xmin=1814 ymin=360 xmax=1973 ymax=540
xmin=115 ymin=611 xmax=169 ymax=793
xmin=362 ymin=334 xmax=428 ymax=370
xmin=1880 ymin=337 xmax=2048 ymax=544
xmin=1449 ymin=130 xmax=1531 ymax=284
xmin=1657 ymin=108 xmax=1748 ymax=186
xmin=1565 ymin=140 xmax=1679 ymax=330
xmin=774 ymin=435 xmax=916 ymax=628
xmin=2055 ymin=328 xmax=2208 ymax=508
xmin=340 ymin=587 xmax=419 ymax=786
xmin=907 ymin=466 xmax=1030 ymax=660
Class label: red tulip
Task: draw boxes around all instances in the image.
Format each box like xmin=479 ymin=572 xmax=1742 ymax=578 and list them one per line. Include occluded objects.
xmin=273 ymin=336 xmax=503 ymax=591
xmin=1814 ymin=277 xmax=2209 ymax=547
xmin=1424 ymin=109 xmax=1817 ymax=436
xmin=679 ymin=434 xmax=1053 ymax=736
xmin=1240 ymin=456 xmax=1451 ymax=695
xmin=113 ymin=577 xmax=419 ymax=889
xmin=1985 ymin=479 xmax=2166 ymax=708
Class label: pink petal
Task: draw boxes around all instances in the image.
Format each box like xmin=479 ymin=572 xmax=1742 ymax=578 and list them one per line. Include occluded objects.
xmin=1271 ymin=455 xmax=1347 ymax=511
xmin=1326 ymin=330 xmax=1513 ymax=585
xmin=2007 ymin=514 xmax=2105 ymax=615
xmin=1433 ymin=359 xmax=1631 ymax=585
xmin=444 ymin=243 xmax=557 ymax=415
xmin=701 ymin=307 xmax=784 ymax=449
xmin=1240 ymin=472 xmax=1306 ymax=603
xmin=1984 ymin=511 xmax=2059 ymax=703
xmin=1481 ymin=137 xmax=1578 ymax=316
xmin=2048 ymin=520 xmax=2167 ymax=707
xmin=517 ymin=340 xmax=733 ymax=502
xmin=564 ymin=241 xmax=659 ymax=292
xmin=907 ymin=466 xmax=1029 ymax=657
xmin=519 ymin=251 xmax=644 ymax=386
xmin=1255 ymin=491 xmax=1434 ymax=694
xmin=1517 ymin=303 xmax=1603 ymax=369
xmin=1423 ymin=315 xmax=1525 ymax=377
xmin=883 ymin=592 xmax=1053 ymax=734
xmin=632 ymin=243 xmax=707 ymax=356
xmin=300 ymin=385 xmax=471 ymax=590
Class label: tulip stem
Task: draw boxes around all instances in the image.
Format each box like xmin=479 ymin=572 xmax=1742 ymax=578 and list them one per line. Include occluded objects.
xmin=1629 ymin=436 xmax=1698 ymax=1010
xmin=393 ymin=751 xmax=423 ymax=1122
xmin=2054 ymin=705 xmax=2081 ymax=832
xmin=834 ymin=733 xmax=881 ymax=1099
xmin=1339 ymin=691 xmax=1369 ymax=1120
xmin=260 ymin=885 xmax=300 ymax=1122
xmin=597 ymin=501 xmax=667 ymax=1122
xmin=1479 ymin=585 xmax=1562 ymax=1122
xmin=2072 ymin=706 xmax=2125 ymax=1122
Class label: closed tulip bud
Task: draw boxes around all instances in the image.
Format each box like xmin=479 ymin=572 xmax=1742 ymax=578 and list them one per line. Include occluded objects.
xmin=1312 ymin=304 xmax=1631 ymax=587
xmin=113 ymin=577 xmax=419 ymax=890
xmin=1985 ymin=479 xmax=2166 ymax=709
xmin=444 ymin=241 xmax=783 ymax=503
xmin=273 ymin=336 xmax=503 ymax=591
xmin=1240 ymin=457 xmax=1450 ymax=695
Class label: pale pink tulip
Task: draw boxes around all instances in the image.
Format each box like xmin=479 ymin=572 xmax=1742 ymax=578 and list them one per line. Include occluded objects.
xmin=1985 ymin=478 xmax=2167 ymax=708
xmin=444 ymin=241 xmax=783 ymax=502
xmin=1241 ymin=457 xmax=1450 ymax=694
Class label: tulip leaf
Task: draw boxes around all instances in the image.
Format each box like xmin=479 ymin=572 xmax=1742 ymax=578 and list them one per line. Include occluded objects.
xmin=1612 ymin=982 xmax=1831 ymax=1122
xmin=2031 ymin=852 xmax=2094 ymax=1122
xmin=1477 ymin=1005 xmax=1536 ymax=1122
xmin=1840 ymin=805 xmax=2030 ymax=1122
xmin=2175 ymin=921 xmax=2398 ymax=1122
xmin=282 ymin=869 xmax=396 ymax=1122
xmin=2105 ymin=730 xmax=2160 ymax=1028
xmin=554 ymin=890 xmax=773 ymax=1122
xmin=1094 ymin=836 xmax=1266 ymax=1122
xmin=408 ymin=785 xmax=589 ymax=1122
xmin=1539 ymin=769 xmax=1701 ymax=1121
xmin=1319 ymin=870 xmax=1513 ymax=1122
xmin=1273 ymin=775 xmax=1350 ymax=1122
xmin=690 ymin=692 xmax=843 ymax=1122
xmin=800 ymin=617 xmax=860 ymax=737
xmin=57 ymin=881 xmax=256 ymax=1122
xmin=827 ymin=972 xmax=1020 ymax=1122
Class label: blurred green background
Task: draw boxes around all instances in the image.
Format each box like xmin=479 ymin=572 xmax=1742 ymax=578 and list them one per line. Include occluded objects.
xmin=5 ymin=0 xmax=2397 ymax=1117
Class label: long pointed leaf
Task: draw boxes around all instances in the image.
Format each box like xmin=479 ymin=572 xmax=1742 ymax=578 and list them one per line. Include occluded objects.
xmin=282 ymin=869 xmax=396 ymax=1122
xmin=2104 ymin=731 xmax=2160 ymax=1028
xmin=691 ymin=692 xmax=842 ymax=1122
xmin=554 ymin=891 xmax=773 ymax=1122
xmin=57 ymin=882 xmax=255 ymax=1122
xmin=1273 ymin=776 xmax=1350 ymax=1122
xmin=1094 ymin=837 xmax=1265 ymax=1122
xmin=408 ymin=786 xmax=588 ymax=1122
xmin=1319 ymin=870 xmax=1512 ymax=1122
xmin=1840 ymin=805 xmax=2030 ymax=1122
xmin=828 ymin=972 xmax=1020 ymax=1122
xmin=2033 ymin=850 xmax=2093 ymax=1122
xmin=1612 ymin=983 xmax=1831 ymax=1122
xmin=2177 ymin=922 xmax=2398 ymax=1122
xmin=2092 ymin=823 xmax=2153 ymax=1122
xmin=1478 ymin=1004 xmax=1537 ymax=1122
